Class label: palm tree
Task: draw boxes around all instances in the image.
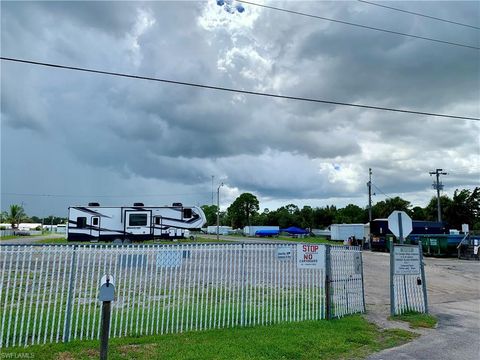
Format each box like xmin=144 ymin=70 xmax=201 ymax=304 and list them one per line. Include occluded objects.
xmin=6 ymin=204 xmax=26 ymax=229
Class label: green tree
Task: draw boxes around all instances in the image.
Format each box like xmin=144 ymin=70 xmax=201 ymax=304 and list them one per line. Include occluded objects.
xmin=444 ymin=187 xmax=479 ymax=229
xmin=299 ymin=206 xmax=315 ymax=229
xmin=313 ymin=205 xmax=337 ymax=228
xmin=226 ymin=193 xmax=260 ymax=229
xmin=0 ymin=211 xmax=8 ymax=223
xmin=275 ymin=206 xmax=293 ymax=228
xmin=411 ymin=206 xmax=426 ymax=220
xmin=5 ymin=204 xmax=27 ymax=229
xmin=334 ymin=204 xmax=365 ymax=223
xmin=424 ymin=195 xmax=453 ymax=222
xmin=201 ymin=205 xmax=218 ymax=226
xmin=372 ymin=197 xmax=411 ymax=218
xmin=30 ymin=216 xmax=42 ymax=223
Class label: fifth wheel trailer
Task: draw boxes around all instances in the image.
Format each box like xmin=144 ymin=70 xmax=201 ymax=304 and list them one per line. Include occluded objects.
xmin=67 ymin=203 xmax=206 ymax=242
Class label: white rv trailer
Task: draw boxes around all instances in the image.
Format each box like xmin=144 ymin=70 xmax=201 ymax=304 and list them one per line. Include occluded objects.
xmin=67 ymin=203 xmax=206 ymax=242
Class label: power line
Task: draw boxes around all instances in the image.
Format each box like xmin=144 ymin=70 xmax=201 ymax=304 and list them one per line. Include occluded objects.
xmin=358 ymin=0 xmax=480 ymax=30
xmin=2 ymin=57 xmax=479 ymax=121
xmin=2 ymin=191 xmax=211 ymax=198
xmin=241 ymin=1 xmax=479 ymax=50
xmin=372 ymin=183 xmax=393 ymax=199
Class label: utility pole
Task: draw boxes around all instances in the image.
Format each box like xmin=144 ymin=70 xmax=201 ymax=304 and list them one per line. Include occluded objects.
xmin=429 ymin=169 xmax=447 ymax=222
xmin=367 ymin=168 xmax=372 ymax=223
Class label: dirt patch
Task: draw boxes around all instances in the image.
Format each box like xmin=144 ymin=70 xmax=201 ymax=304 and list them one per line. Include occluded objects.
xmin=85 ymin=348 xmax=98 ymax=358
xmin=56 ymin=352 xmax=75 ymax=360
xmin=119 ymin=343 xmax=156 ymax=356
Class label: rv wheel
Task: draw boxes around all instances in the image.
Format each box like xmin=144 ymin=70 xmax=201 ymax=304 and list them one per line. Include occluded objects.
xmin=123 ymin=239 xmax=132 ymax=244
xmin=189 ymin=236 xmax=195 ymax=241
xmin=113 ymin=239 xmax=123 ymax=245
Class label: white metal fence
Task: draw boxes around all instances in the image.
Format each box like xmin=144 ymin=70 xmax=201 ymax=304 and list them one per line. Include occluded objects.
xmin=392 ymin=274 xmax=427 ymax=314
xmin=0 ymin=243 xmax=364 ymax=348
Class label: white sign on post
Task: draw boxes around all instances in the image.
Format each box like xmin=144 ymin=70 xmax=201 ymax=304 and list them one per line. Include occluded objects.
xmin=394 ymin=246 xmax=420 ymax=275
xmin=277 ymin=246 xmax=292 ymax=260
xmin=156 ymin=251 xmax=183 ymax=268
xmin=297 ymin=244 xmax=325 ymax=269
xmin=388 ymin=211 xmax=413 ymax=240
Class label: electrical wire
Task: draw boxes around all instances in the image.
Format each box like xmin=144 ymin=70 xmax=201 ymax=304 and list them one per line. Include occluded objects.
xmin=357 ymin=0 xmax=480 ymax=30
xmin=241 ymin=1 xmax=480 ymax=50
xmin=2 ymin=191 xmax=211 ymax=198
xmin=2 ymin=57 xmax=479 ymax=121
xmin=372 ymin=183 xmax=393 ymax=199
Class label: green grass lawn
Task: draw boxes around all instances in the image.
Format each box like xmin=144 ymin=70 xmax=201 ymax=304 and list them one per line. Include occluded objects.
xmin=1 ymin=232 xmax=59 ymax=241
xmin=36 ymin=236 xmax=234 ymax=245
xmin=390 ymin=311 xmax=438 ymax=329
xmin=2 ymin=315 xmax=416 ymax=360
xmin=275 ymin=236 xmax=341 ymax=245
xmin=0 ymin=235 xmax=19 ymax=240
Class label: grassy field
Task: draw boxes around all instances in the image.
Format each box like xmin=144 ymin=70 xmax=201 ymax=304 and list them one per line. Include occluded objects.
xmin=390 ymin=311 xmax=438 ymax=329
xmin=35 ymin=236 xmax=234 ymax=244
xmin=0 ymin=235 xmax=19 ymax=240
xmin=2 ymin=315 xmax=417 ymax=360
xmin=275 ymin=236 xmax=340 ymax=245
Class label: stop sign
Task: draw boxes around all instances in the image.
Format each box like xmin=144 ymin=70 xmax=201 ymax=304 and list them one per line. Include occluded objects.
xmin=388 ymin=211 xmax=413 ymax=240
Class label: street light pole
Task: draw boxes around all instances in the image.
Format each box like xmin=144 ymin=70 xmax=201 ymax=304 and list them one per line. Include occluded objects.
xmin=217 ymin=182 xmax=224 ymax=241
xmin=211 ymin=175 xmax=214 ymax=205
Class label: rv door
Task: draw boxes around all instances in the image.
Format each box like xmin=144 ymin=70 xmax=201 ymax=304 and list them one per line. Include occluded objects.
xmin=91 ymin=216 xmax=100 ymax=238
xmin=124 ymin=210 xmax=152 ymax=237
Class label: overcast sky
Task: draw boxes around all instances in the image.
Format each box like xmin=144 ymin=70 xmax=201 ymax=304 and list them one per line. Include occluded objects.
xmin=1 ymin=1 xmax=479 ymax=217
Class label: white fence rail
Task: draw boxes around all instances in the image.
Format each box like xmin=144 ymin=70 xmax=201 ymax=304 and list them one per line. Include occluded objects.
xmin=0 ymin=243 xmax=364 ymax=348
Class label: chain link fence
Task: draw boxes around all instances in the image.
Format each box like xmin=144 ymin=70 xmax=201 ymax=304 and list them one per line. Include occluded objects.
xmin=0 ymin=243 xmax=364 ymax=348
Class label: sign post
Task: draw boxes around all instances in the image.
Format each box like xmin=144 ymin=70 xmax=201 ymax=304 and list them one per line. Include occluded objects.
xmin=419 ymin=242 xmax=429 ymax=314
xmin=99 ymin=275 xmax=115 ymax=360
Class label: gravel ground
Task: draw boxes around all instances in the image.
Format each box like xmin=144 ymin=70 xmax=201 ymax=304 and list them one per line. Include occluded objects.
xmin=363 ymin=251 xmax=479 ymax=360
xmin=0 ymin=233 xmax=65 ymax=245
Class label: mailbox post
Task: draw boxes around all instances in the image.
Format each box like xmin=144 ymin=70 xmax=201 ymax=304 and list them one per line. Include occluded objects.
xmin=99 ymin=275 xmax=115 ymax=360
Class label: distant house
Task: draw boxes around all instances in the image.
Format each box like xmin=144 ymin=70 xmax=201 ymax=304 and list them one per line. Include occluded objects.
xmin=18 ymin=223 xmax=42 ymax=231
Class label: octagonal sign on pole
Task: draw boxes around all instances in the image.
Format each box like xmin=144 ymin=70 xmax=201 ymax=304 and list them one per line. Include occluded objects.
xmin=388 ymin=211 xmax=413 ymax=244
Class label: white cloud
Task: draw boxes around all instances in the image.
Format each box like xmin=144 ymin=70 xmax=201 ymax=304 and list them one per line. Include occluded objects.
xmin=1 ymin=1 xmax=479 ymax=216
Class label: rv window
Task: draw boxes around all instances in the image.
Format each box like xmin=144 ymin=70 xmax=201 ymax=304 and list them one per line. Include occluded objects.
xmin=155 ymin=217 xmax=161 ymax=225
xmin=92 ymin=217 xmax=99 ymax=226
xmin=129 ymin=213 xmax=148 ymax=226
xmin=183 ymin=208 xmax=192 ymax=219
xmin=77 ymin=217 xmax=87 ymax=228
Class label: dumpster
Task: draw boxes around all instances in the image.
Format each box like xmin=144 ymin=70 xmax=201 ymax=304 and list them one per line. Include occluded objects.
xmin=421 ymin=235 xmax=463 ymax=257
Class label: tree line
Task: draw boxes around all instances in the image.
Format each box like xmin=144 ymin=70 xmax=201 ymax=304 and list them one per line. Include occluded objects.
xmin=2 ymin=187 xmax=478 ymax=231
xmin=0 ymin=205 xmax=66 ymax=229
xmin=202 ymin=187 xmax=479 ymax=231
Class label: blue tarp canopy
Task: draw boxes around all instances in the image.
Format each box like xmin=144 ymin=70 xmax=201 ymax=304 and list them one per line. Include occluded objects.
xmin=282 ymin=227 xmax=308 ymax=235
xmin=255 ymin=229 xmax=280 ymax=237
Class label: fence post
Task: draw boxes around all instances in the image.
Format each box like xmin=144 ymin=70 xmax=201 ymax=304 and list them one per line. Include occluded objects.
xmin=359 ymin=249 xmax=366 ymax=313
xmin=419 ymin=242 xmax=429 ymax=314
xmin=389 ymin=240 xmax=395 ymax=316
xmin=325 ymin=245 xmax=331 ymax=320
xmin=63 ymin=245 xmax=77 ymax=342
xmin=241 ymin=243 xmax=246 ymax=327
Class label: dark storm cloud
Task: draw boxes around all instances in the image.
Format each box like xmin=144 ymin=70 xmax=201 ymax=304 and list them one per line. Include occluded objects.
xmin=1 ymin=1 xmax=479 ymax=215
